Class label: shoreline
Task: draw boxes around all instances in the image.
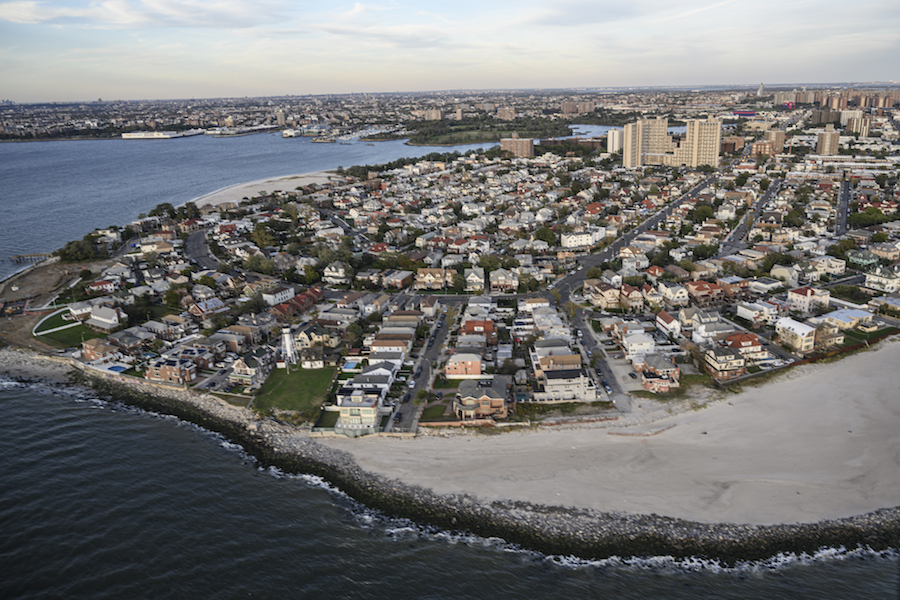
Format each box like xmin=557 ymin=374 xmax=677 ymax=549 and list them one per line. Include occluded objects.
xmin=189 ymin=171 xmax=338 ymax=208
xmin=1 ymin=342 xmax=897 ymax=564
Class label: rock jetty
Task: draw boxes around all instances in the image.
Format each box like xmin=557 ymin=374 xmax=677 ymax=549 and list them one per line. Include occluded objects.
xmin=2 ymin=345 xmax=897 ymax=565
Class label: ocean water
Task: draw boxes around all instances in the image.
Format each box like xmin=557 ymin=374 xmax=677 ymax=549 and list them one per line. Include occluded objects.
xmin=1 ymin=131 xmax=898 ymax=597
xmin=0 ymin=381 xmax=896 ymax=599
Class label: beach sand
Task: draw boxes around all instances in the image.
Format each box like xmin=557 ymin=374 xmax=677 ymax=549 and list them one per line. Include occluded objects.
xmin=320 ymin=338 xmax=900 ymax=525
xmin=192 ymin=171 xmax=337 ymax=207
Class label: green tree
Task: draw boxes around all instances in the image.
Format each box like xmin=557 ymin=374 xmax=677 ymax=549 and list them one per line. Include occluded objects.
xmin=164 ymin=289 xmax=182 ymax=308
xmin=534 ymin=226 xmax=557 ymax=246
xmin=451 ymin=272 xmax=466 ymax=293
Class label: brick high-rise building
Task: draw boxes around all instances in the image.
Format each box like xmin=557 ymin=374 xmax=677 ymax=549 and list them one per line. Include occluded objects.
xmin=497 ymin=107 xmax=516 ymax=121
xmin=623 ymin=116 xmax=721 ymax=168
xmin=764 ymin=129 xmax=785 ymax=154
xmin=501 ymin=134 xmax=534 ymax=158
xmin=816 ymin=124 xmax=840 ymax=155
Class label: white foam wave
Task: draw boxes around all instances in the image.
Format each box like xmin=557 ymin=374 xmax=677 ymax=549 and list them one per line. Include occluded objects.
xmin=543 ymin=545 xmax=899 ymax=574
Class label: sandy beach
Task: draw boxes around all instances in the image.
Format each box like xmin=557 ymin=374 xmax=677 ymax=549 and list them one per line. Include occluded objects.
xmin=191 ymin=171 xmax=336 ymax=207
xmin=321 ymin=338 xmax=900 ymax=526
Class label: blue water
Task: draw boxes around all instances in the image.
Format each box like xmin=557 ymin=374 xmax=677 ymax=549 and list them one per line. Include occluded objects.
xmin=0 ymin=133 xmax=486 ymax=280
xmin=0 ymin=381 xmax=896 ymax=599
xmin=0 ymin=132 xmax=898 ymax=597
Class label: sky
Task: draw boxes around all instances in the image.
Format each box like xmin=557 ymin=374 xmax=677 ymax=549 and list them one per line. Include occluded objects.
xmin=1 ymin=0 xmax=898 ymax=102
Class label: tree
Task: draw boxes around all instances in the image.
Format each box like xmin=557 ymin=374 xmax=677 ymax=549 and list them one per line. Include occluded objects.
xmin=585 ymin=266 xmax=603 ymax=279
xmin=244 ymin=254 xmax=276 ymax=275
xmin=451 ymin=272 xmax=466 ymax=293
xmin=759 ymin=178 xmax=770 ymax=191
xmin=164 ymin=289 xmax=182 ymax=309
xmin=534 ymin=226 xmax=557 ymax=246
xmin=304 ymin=265 xmax=320 ymax=285
xmin=250 ymin=224 xmax=274 ymax=249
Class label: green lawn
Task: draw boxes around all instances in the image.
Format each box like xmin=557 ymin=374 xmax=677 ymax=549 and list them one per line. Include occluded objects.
xmin=37 ymin=324 xmax=104 ymax=348
xmin=253 ymin=367 xmax=336 ymax=418
xmin=420 ymin=402 xmax=454 ymax=421
xmin=314 ymin=410 xmax=339 ymax=428
xmin=34 ymin=311 xmax=74 ymax=334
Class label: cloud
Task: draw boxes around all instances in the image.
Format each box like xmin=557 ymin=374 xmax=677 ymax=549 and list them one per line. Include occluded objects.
xmin=0 ymin=0 xmax=285 ymax=28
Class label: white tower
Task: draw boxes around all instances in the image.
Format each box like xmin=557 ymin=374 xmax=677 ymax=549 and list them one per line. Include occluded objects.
xmin=281 ymin=327 xmax=298 ymax=368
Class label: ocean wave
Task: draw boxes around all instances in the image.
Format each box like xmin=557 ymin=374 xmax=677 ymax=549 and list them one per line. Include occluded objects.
xmin=542 ymin=545 xmax=899 ymax=574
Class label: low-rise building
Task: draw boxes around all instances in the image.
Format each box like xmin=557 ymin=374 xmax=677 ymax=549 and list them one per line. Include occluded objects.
xmin=775 ymin=317 xmax=816 ymax=354
xmin=454 ymin=379 xmax=508 ymax=420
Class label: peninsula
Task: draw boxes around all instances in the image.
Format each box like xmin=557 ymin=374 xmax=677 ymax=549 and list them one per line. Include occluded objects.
xmin=3 ymin=86 xmax=900 ymax=561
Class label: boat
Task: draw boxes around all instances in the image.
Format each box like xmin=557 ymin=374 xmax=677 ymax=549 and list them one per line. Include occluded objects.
xmin=311 ymin=137 xmax=335 ymax=143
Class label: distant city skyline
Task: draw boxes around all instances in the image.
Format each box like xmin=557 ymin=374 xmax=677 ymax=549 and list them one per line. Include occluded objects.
xmin=1 ymin=0 xmax=897 ymax=102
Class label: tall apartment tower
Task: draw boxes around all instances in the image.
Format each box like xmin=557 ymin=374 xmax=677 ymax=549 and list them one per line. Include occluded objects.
xmin=497 ymin=107 xmax=516 ymax=121
xmin=275 ymin=110 xmax=286 ymax=126
xmin=607 ymin=128 xmax=623 ymax=153
xmin=847 ymin=117 xmax=871 ymax=138
xmin=675 ymin=117 xmax=722 ymax=168
xmin=816 ymin=124 xmax=840 ymax=155
xmin=623 ymin=117 xmax=721 ymax=168
xmin=623 ymin=117 xmax=670 ymax=168
xmin=764 ymin=129 xmax=786 ymax=154
xmin=500 ymin=134 xmax=534 ymax=158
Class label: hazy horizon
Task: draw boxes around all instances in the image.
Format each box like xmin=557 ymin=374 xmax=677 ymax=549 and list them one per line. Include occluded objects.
xmin=1 ymin=0 xmax=898 ymax=103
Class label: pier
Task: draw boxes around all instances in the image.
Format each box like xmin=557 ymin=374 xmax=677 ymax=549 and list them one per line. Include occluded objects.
xmin=7 ymin=253 xmax=52 ymax=263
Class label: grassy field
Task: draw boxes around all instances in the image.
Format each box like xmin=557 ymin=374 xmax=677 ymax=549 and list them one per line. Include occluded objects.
xmin=314 ymin=410 xmax=339 ymax=428
xmin=420 ymin=402 xmax=455 ymax=421
xmin=33 ymin=311 xmax=74 ymax=333
xmin=36 ymin=324 xmax=104 ymax=348
xmin=253 ymin=367 xmax=336 ymax=419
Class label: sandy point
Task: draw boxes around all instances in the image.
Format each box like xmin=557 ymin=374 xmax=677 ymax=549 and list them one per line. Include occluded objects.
xmin=191 ymin=171 xmax=336 ymax=207
xmin=319 ymin=337 xmax=900 ymax=526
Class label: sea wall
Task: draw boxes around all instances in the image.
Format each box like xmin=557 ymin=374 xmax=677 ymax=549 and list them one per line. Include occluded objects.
xmin=2 ymin=345 xmax=898 ymax=565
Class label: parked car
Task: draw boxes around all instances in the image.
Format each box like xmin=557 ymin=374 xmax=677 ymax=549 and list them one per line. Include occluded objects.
xmin=394 ymin=412 xmax=402 ymax=421
xmin=629 ymin=372 xmax=637 ymax=379
xmin=408 ymin=380 xmax=416 ymax=388
xmin=402 ymin=393 xmax=411 ymax=403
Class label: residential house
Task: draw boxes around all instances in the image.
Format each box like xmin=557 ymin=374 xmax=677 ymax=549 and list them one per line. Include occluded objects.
xmin=414 ymin=268 xmax=452 ymax=290
xmin=335 ymin=390 xmax=382 ymax=436
xmin=464 ymin=267 xmax=486 ymax=293
xmin=533 ymin=369 xmax=597 ymax=402
xmin=705 ymin=347 xmax=747 ymax=380
xmin=84 ymin=306 xmax=127 ymax=334
xmin=445 ymin=353 xmax=483 ymax=378
xmin=623 ymin=332 xmax=655 ymax=361
xmin=656 ymin=310 xmax=681 ymax=338
xmin=323 ymin=261 xmax=351 ymax=285
xmin=775 ymin=317 xmax=816 ymax=354
xmin=489 ymin=268 xmax=519 ymax=293
xmin=299 ymin=346 xmax=325 ymax=369
xmin=658 ymin=281 xmax=690 ymax=307
xmin=145 ymin=357 xmax=196 ymax=385
xmin=641 ymin=353 xmax=681 ymax=393
xmin=228 ymin=348 xmax=273 ymax=387
xmin=685 ymin=280 xmax=724 ymax=306
xmin=787 ymin=286 xmax=830 ymax=315
xmin=723 ymin=332 xmax=768 ymax=364
xmin=454 ymin=378 xmax=509 ymax=420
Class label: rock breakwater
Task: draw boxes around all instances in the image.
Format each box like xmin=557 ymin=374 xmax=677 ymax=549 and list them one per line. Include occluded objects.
xmin=2 ymin=345 xmax=897 ymax=565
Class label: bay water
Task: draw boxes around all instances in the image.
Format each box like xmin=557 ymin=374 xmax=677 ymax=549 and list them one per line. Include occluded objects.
xmin=0 ymin=130 xmax=897 ymax=598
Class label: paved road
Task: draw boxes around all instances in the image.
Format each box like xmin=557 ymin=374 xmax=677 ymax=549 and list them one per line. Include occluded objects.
xmin=185 ymin=230 xmax=219 ymax=270
xmin=718 ymin=178 xmax=782 ymax=257
xmin=836 ymin=179 xmax=851 ymax=237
